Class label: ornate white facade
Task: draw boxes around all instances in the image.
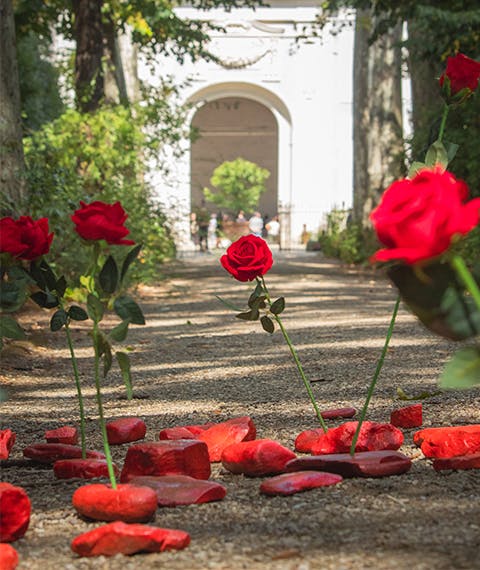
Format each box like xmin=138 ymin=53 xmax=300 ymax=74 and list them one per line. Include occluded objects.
xmin=142 ymin=1 xmax=354 ymax=249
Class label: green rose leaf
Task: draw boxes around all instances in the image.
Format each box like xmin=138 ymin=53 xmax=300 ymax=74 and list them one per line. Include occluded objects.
xmin=260 ymin=315 xmax=275 ymax=334
xmin=80 ymin=274 xmax=95 ymax=294
xmin=249 ymin=295 xmax=267 ymax=311
xmin=50 ymin=309 xmax=68 ymax=332
xmin=30 ymin=291 xmax=59 ymax=309
xmin=0 ymin=281 xmax=28 ymax=313
xmin=236 ymin=309 xmax=259 ymax=321
xmin=116 ymin=351 xmax=133 ymax=400
xmin=270 ymin=297 xmax=285 ymax=315
xmin=109 ymin=319 xmax=130 ymax=342
xmin=441 ymin=286 xmax=480 ymax=339
xmin=440 ymin=347 xmax=480 ymax=389
xmin=0 ymin=315 xmax=26 ymax=340
xmin=30 ymin=260 xmax=57 ymax=291
xmin=425 ymin=140 xmax=449 ymax=168
xmin=444 ymin=140 xmax=459 ymax=163
xmin=408 ymin=161 xmax=426 ymax=178
xmin=99 ymin=255 xmax=119 ymax=295
xmin=87 ymin=293 xmax=105 ymax=323
xmin=120 ymin=244 xmax=142 ymax=284
xmin=55 ymin=276 xmax=67 ymax=298
xmin=114 ymin=295 xmax=145 ymax=325
xmin=68 ymin=305 xmax=88 ymax=321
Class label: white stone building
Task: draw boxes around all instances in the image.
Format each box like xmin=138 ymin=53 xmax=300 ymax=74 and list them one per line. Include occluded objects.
xmin=142 ymin=1 xmax=355 ymax=249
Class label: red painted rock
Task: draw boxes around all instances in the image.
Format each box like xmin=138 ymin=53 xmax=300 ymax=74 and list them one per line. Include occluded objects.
xmin=433 ymin=453 xmax=480 ymax=471
xmin=0 ymin=430 xmax=16 ymax=460
xmin=71 ymin=521 xmax=190 ymax=557
xmin=45 ymin=426 xmax=78 ymax=445
xmin=23 ymin=443 xmax=105 ymax=464
xmin=54 ymin=459 xmax=120 ymax=480
xmin=197 ymin=416 xmax=257 ymax=462
xmin=72 ymin=483 xmax=158 ymax=523
xmin=413 ymin=425 xmax=480 ymax=458
xmin=0 ymin=483 xmax=31 ymax=542
xmin=286 ymin=450 xmax=412 ymax=478
xmin=295 ymin=429 xmax=325 ymax=453
xmin=310 ymin=421 xmax=403 ymax=455
xmin=129 ymin=475 xmax=227 ymax=506
xmin=0 ymin=544 xmax=19 ymax=569
xmin=260 ymin=471 xmax=342 ymax=496
xmin=106 ymin=417 xmax=147 ymax=445
xmin=120 ymin=440 xmax=211 ymax=483
xmin=159 ymin=423 xmax=214 ymax=440
xmin=221 ymin=439 xmax=297 ymax=477
xmin=321 ymin=407 xmax=357 ymax=420
xmin=390 ymin=404 xmax=422 ymax=428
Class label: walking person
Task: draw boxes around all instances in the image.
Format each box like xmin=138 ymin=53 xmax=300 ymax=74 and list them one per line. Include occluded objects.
xmin=248 ymin=211 xmax=264 ymax=237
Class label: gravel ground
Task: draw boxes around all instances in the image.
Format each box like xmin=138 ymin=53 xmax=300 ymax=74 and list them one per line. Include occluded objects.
xmin=1 ymin=250 xmax=480 ymax=570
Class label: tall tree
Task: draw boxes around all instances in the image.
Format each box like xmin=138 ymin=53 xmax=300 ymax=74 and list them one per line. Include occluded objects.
xmin=0 ymin=0 xmax=26 ymax=211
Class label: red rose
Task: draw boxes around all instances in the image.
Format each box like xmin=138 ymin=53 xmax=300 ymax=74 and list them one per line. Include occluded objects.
xmin=0 ymin=216 xmax=53 ymax=261
xmin=370 ymin=167 xmax=480 ymax=265
xmin=220 ymin=235 xmax=273 ymax=282
xmin=71 ymin=201 xmax=135 ymax=245
xmin=439 ymin=53 xmax=480 ymax=98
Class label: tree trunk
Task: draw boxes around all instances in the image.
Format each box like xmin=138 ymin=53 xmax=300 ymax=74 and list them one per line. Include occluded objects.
xmin=73 ymin=0 xmax=104 ymax=112
xmin=0 ymin=0 xmax=26 ymax=212
xmin=352 ymin=10 xmax=405 ymax=228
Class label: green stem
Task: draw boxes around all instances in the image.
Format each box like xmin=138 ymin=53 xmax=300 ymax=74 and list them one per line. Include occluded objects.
xmin=451 ymin=255 xmax=480 ymax=313
xmin=437 ymin=104 xmax=450 ymax=143
xmin=64 ymin=321 xmax=87 ymax=459
xmin=350 ymin=295 xmax=401 ymax=456
xmin=93 ymin=322 xmax=117 ymax=488
xmin=260 ymin=277 xmax=328 ymax=433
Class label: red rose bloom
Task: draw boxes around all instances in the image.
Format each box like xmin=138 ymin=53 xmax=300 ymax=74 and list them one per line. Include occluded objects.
xmin=220 ymin=235 xmax=273 ymax=282
xmin=71 ymin=201 xmax=135 ymax=245
xmin=370 ymin=167 xmax=480 ymax=265
xmin=439 ymin=53 xmax=480 ymax=96
xmin=0 ymin=216 xmax=53 ymax=261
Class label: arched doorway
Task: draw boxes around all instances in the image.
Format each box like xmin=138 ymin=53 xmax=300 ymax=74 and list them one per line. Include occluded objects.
xmin=190 ymin=96 xmax=279 ymax=220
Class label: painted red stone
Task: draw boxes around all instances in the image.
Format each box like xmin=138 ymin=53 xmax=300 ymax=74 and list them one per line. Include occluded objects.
xmin=390 ymin=404 xmax=422 ymax=428
xmin=72 ymin=483 xmax=158 ymax=523
xmin=0 ymin=483 xmax=31 ymax=542
xmin=0 ymin=544 xmax=19 ymax=569
xmin=120 ymin=440 xmax=211 ymax=483
xmin=197 ymin=416 xmax=257 ymax=462
xmin=23 ymin=443 xmax=105 ymax=464
xmin=0 ymin=430 xmax=16 ymax=460
xmin=310 ymin=421 xmax=403 ymax=455
xmin=71 ymin=521 xmax=190 ymax=557
xmin=221 ymin=439 xmax=297 ymax=477
xmin=106 ymin=417 xmax=147 ymax=445
xmin=53 ymin=459 xmax=120 ymax=480
xmin=433 ymin=453 xmax=480 ymax=471
xmin=295 ymin=429 xmax=325 ymax=453
xmin=260 ymin=470 xmax=343 ymax=496
xmin=321 ymin=407 xmax=357 ymax=420
xmin=413 ymin=425 xmax=480 ymax=458
xmin=45 ymin=426 xmax=78 ymax=445
xmin=286 ymin=450 xmax=412 ymax=478
xmin=158 ymin=423 xmax=214 ymax=440
xmin=130 ymin=474 xmax=227 ymax=506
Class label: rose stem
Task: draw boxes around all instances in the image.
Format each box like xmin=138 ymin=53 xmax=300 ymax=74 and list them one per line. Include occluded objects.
xmin=451 ymin=255 xmax=480 ymax=313
xmin=64 ymin=319 xmax=87 ymax=458
xmin=350 ymin=294 xmax=400 ymax=456
xmin=437 ymin=103 xmax=450 ymax=142
xmin=92 ymin=320 xmax=117 ymax=488
xmin=259 ymin=277 xmax=328 ymax=433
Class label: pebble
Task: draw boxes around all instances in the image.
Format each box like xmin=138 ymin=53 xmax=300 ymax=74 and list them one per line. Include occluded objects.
xmin=23 ymin=443 xmax=105 ymax=464
xmin=0 ymin=543 xmax=19 ymax=569
xmin=106 ymin=417 xmax=147 ymax=445
xmin=45 ymin=426 xmax=78 ymax=445
xmin=0 ymin=483 xmax=31 ymax=542
xmin=260 ymin=470 xmax=343 ymax=496
xmin=390 ymin=404 xmax=422 ymax=428
xmin=197 ymin=416 xmax=257 ymax=462
xmin=413 ymin=425 xmax=480 ymax=458
xmin=221 ymin=439 xmax=297 ymax=476
xmin=53 ymin=458 xmax=119 ymax=479
xmin=0 ymin=429 xmax=16 ymax=460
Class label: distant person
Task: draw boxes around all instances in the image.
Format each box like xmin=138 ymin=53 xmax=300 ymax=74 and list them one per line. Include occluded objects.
xmin=236 ymin=210 xmax=246 ymax=223
xmin=190 ymin=212 xmax=199 ymax=249
xmin=262 ymin=214 xmax=269 ymax=238
xmin=248 ymin=211 xmax=264 ymax=237
xmin=208 ymin=212 xmax=218 ymax=250
xmin=266 ymin=215 xmax=280 ymax=245
xmin=197 ymin=207 xmax=210 ymax=252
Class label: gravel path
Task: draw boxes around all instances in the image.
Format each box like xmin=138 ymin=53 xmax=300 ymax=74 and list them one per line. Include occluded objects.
xmin=1 ymin=250 xmax=480 ymax=570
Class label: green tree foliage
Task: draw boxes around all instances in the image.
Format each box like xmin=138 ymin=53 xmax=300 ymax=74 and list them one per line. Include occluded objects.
xmin=203 ymin=158 xmax=270 ymax=214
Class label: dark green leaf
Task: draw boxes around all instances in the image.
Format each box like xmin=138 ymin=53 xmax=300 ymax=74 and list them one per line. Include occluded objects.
xmin=0 ymin=316 xmax=26 ymax=340
xmin=99 ymin=255 xmax=119 ymax=295
xmin=50 ymin=309 xmax=68 ymax=332
xmin=8 ymin=265 xmax=34 ymax=285
xmin=30 ymin=260 xmax=57 ymax=291
xmin=270 ymin=297 xmax=285 ymax=315
xmin=109 ymin=319 xmax=130 ymax=342
xmin=120 ymin=244 xmax=142 ymax=283
xmin=30 ymin=290 xmax=59 ymax=309
xmin=68 ymin=305 xmax=88 ymax=321
xmin=55 ymin=276 xmax=67 ymax=298
xmin=87 ymin=294 xmax=104 ymax=323
xmin=113 ymin=295 xmax=145 ymax=325
xmin=440 ymin=347 xmax=480 ymax=389
xmin=425 ymin=140 xmax=448 ymax=168
xmin=260 ymin=315 xmax=275 ymax=334
xmin=103 ymin=343 xmax=113 ymax=377
xmin=0 ymin=281 xmax=28 ymax=312
xmin=116 ymin=351 xmax=133 ymax=400
xmin=396 ymin=387 xmax=442 ymax=401
xmin=236 ymin=309 xmax=259 ymax=321
xmin=441 ymin=286 xmax=480 ymax=339
xmin=444 ymin=140 xmax=459 ymax=163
